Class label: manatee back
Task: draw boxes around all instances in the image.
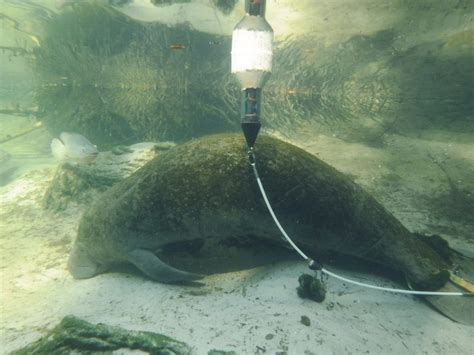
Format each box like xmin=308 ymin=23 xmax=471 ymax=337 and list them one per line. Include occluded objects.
xmin=76 ymin=133 xmax=369 ymax=247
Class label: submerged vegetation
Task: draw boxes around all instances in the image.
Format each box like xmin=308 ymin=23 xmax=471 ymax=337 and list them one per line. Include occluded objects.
xmin=12 ymin=315 xmax=193 ymax=354
xmin=34 ymin=2 xmax=473 ymax=148
xmin=34 ymin=3 xmax=140 ymax=147
xmin=34 ymin=2 xmax=237 ymax=148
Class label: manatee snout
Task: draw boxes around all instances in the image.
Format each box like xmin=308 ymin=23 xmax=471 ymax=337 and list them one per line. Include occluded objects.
xmin=67 ymin=243 xmax=108 ymax=279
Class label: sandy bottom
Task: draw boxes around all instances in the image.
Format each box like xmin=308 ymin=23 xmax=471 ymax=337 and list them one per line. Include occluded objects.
xmin=1 ymin=124 xmax=473 ymax=354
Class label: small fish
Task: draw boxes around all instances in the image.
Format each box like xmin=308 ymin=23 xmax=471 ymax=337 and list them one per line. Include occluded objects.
xmin=287 ymin=88 xmax=313 ymax=96
xmin=30 ymin=35 xmax=41 ymax=47
xmin=170 ymin=44 xmax=186 ymax=50
xmin=51 ymin=132 xmax=98 ymax=162
xmin=208 ymin=40 xmax=220 ymax=46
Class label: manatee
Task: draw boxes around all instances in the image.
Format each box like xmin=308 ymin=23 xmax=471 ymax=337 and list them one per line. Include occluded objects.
xmin=69 ymin=133 xmax=473 ymax=322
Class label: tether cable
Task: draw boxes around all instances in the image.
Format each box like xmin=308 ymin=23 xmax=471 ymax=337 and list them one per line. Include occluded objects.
xmin=247 ymin=147 xmax=471 ymax=297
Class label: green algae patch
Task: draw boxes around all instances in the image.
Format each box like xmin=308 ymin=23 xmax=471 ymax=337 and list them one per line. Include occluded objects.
xmin=12 ymin=315 xmax=192 ymax=355
xmin=297 ymin=274 xmax=327 ymax=303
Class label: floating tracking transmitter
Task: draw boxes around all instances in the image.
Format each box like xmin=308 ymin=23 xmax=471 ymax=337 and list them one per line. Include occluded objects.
xmin=231 ymin=0 xmax=273 ymax=148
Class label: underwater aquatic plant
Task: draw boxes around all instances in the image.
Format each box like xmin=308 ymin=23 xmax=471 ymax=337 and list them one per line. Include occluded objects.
xmin=99 ymin=49 xmax=162 ymax=139
xmin=34 ymin=2 xmax=473 ymax=147
xmin=34 ymin=2 xmax=239 ymax=147
xmin=34 ymin=3 xmax=141 ymax=147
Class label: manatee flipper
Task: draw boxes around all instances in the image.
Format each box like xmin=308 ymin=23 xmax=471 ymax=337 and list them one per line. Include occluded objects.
xmin=127 ymin=249 xmax=203 ymax=283
xmin=425 ymin=251 xmax=474 ymax=326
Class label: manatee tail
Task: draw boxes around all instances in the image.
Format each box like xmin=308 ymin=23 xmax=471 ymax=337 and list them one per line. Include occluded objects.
xmin=128 ymin=249 xmax=203 ymax=284
xmin=424 ymin=249 xmax=474 ymax=326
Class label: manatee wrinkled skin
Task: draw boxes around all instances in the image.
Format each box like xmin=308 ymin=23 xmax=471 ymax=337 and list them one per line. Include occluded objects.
xmin=69 ymin=133 xmax=450 ymax=289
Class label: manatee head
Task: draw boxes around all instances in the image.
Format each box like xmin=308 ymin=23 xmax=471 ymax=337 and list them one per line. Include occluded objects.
xmin=67 ymin=241 xmax=111 ymax=279
xmin=51 ymin=132 xmax=98 ymax=162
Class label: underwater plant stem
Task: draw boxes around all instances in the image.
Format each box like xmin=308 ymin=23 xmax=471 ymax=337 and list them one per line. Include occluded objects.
xmin=0 ymin=121 xmax=43 ymax=144
xmin=248 ymin=148 xmax=471 ymax=297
